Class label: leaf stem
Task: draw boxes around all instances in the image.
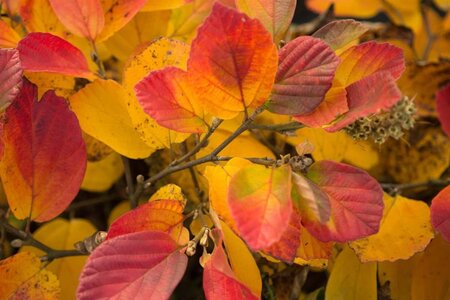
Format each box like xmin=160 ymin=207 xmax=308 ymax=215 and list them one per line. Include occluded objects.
xmin=248 ymin=121 xmax=304 ymax=133
xmin=381 ymin=177 xmax=450 ymax=195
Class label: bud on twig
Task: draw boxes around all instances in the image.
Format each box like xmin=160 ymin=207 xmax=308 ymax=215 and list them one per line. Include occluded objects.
xmin=74 ymin=231 xmax=107 ymax=254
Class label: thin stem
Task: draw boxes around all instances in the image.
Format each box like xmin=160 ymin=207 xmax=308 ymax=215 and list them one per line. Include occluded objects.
xmin=66 ymin=194 xmax=119 ymax=211
xmin=170 ymin=118 xmax=223 ymax=166
xmin=121 ymin=156 xmax=138 ymax=208
xmin=249 ymin=121 xmax=304 ymax=133
xmin=42 ymin=249 xmax=87 ymax=262
xmin=381 ymin=177 xmax=450 ymax=195
xmin=90 ymin=41 xmax=106 ymax=79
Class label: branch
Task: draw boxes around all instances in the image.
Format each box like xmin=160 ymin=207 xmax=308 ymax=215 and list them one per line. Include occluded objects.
xmin=248 ymin=121 xmax=304 ymax=134
xmin=381 ymin=177 xmax=450 ymax=195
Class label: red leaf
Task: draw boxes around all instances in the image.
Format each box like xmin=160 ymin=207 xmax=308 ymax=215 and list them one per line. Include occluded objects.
xmin=268 ymin=36 xmax=339 ymax=115
xmin=48 ymin=0 xmax=105 ymax=40
xmin=135 ymin=67 xmax=206 ymax=133
xmin=188 ymin=3 xmax=278 ymax=119
xmin=0 ymin=48 xmax=22 ymax=111
xmin=300 ymin=161 xmax=384 ymax=242
xmin=108 ymin=200 xmax=185 ymax=241
xmin=228 ymin=164 xmax=293 ymax=250
xmin=312 ymin=19 xmax=368 ymax=50
xmin=17 ymin=32 xmax=92 ymax=78
xmin=0 ymin=79 xmax=86 ymax=222
xmin=431 ymin=185 xmax=450 ymax=242
xmin=77 ymin=231 xmax=187 ymax=300
xmin=263 ymin=209 xmax=302 ymax=263
xmin=203 ymin=229 xmax=259 ymax=300
xmin=437 ymin=83 xmax=450 ymax=137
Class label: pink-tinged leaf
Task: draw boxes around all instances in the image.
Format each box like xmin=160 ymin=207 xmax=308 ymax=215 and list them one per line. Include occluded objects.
xmin=263 ymin=209 xmax=301 ymax=263
xmin=0 ymin=19 xmax=21 ymax=47
xmin=135 ymin=67 xmax=206 ymax=133
xmin=312 ymin=19 xmax=368 ymax=50
xmin=0 ymin=49 xmax=22 ymax=111
xmin=431 ymin=185 xmax=450 ymax=242
xmin=17 ymin=32 xmax=92 ymax=78
xmin=228 ymin=164 xmax=293 ymax=250
xmin=437 ymin=83 xmax=450 ymax=137
xmin=268 ymin=36 xmax=340 ymax=115
xmin=0 ymin=79 xmax=86 ymax=222
xmin=235 ymin=0 xmax=297 ymax=41
xmin=108 ymin=200 xmax=185 ymax=241
xmin=77 ymin=231 xmax=187 ymax=300
xmin=294 ymin=85 xmax=348 ymax=127
xmin=49 ymin=0 xmax=105 ymax=40
xmin=300 ymin=160 xmax=384 ymax=242
xmin=325 ymin=71 xmax=402 ymax=131
xmin=188 ymin=3 xmax=278 ymax=119
xmin=335 ymin=41 xmax=405 ymax=86
xmin=292 ymin=172 xmax=331 ymax=223
xmin=203 ymin=229 xmax=259 ymax=300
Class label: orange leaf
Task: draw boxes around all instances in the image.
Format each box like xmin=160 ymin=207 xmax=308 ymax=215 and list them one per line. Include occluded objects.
xmin=0 ymin=252 xmax=60 ymax=299
xmin=188 ymin=3 xmax=278 ymax=119
xmin=0 ymin=19 xmax=21 ymax=48
xmin=135 ymin=66 xmax=207 ymax=133
xmin=228 ymin=163 xmax=293 ymax=250
xmin=49 ymin=0 xmax=105 ymax=40
xmin=0 ymin=79 xmax=86 ymax=222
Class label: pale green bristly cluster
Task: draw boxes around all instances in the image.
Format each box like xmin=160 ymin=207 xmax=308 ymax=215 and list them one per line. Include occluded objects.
xmin=344 ymin=96 xmax=416 ymax=144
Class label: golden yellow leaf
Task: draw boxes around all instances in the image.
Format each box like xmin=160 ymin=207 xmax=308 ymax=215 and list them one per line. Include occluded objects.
xmin=25 ymin=72 xmax=75 ymax=99
xmin=20 ymin=219 xmax=96 ymax=300
xmin=350 ymin=194 xmax=434 ymax=262
xmin=83 ymin=132 xmax=114 ymax=162
xmin=108 ymin=200 xmax=130 ymax=225
xmin=411 ymin=235 xmax=450 ymax=300
xmin=104 ymin=11 xmax=171 ymax=61
xmin=142 ymin=0 xmax=190 ymax=11
xmin=378 ymin=126 xmax=450 ymax=183
xmin=81 ymin=152 xmax=124 ymax=192
xmin=221 ymin=221 xmax=262 ymax=297
xmin=203 ymin=158 xmax=252 ymax=231
xmin=378 ymin=254 xmax=421 ymax=300
xmin=122 ymin=37 xmax=190 ymax=149
xmin=295 ymin=225 xmax=332 ymax=269
xmin=69 ymin=79 xmax=154 ymax=159
xmin=149 ymin=184 xmax=187 ymax=207
xmin=325 ymin=246 xmax=377 ymax=300
xmin=0 ymin=252 xmax=60 ymax=299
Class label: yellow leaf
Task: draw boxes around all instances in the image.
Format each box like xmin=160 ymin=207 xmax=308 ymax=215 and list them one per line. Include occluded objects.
xmin=122 ymin=37 xmax=190 ymax=149
xmin=25 ymin=72 xmax=75 ymax=99
xmin=108 ymin=200 xmax=130 ymax=225
xmin=149 ymin=184 xmax=187 ymax=207
xmin=204 ymin=157 xmax=252 ymax=231
xmin=69 ymin=79 xmax=154 ymax=158
xmin=142 ymin=0 xmax=190 ymax=11
xmin=295 ymin=225 xmax=332 ymax=269
xmin=349 ymin=194 xmax=434 ymax=262
xmin=0 ymin=252 xmax=60 ymax=299
xmin=378 ymin=254 xmax=421 ymax=300
xmin=83 ymin=132 xmax=114 ymax=162
xmin=81 ymin=152 xmax=124 ymax=192
xmin=20 ymin=219 xmax=96 ymax=300
xmin=104 ymin=11 xmax=171 ymax=61
xmin=221 ymin=221 xmax=262 ymax=297
xmin=325 ymin=246 xmax=377 ymax=300
xmin=287 ymin=128 xmax=379 ymax=170
xmin=411 ymin=235 xmax=450 ymax=300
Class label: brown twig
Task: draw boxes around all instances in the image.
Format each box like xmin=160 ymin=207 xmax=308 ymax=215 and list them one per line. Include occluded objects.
xmin=381 ymin=177 xmax=450 ymax=195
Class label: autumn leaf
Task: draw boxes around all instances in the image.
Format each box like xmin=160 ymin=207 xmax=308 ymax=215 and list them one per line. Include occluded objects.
xmin=0 ymin=79 xmax=86 ymax=222
xmin=48 ymin=0 xmax=105 ymax=40
xmin=295 ymin=160 xmax=384 ymax=242
xmin=21 ymin=218 xmax=97 ymax=300
xmin=325 ymin=246 xmax=377 ymax=300
xmin=81 ymin=152 xmax=124 ymax=192
xmin=294 ymin=224 xmax=333 ymax=267
xmin=203 ymin=229 xmax=259 ymax=300
xmin=135 ymin=66 xmax=208 ymax=133
xmin=142 ymin=0 xmax=193 ymax=11
xmin=69 ymin=79 xmax=155 ymax=159
xmin=267 ymin=36 xmax=340 ymax=115
xmin=17 ymin=32 xmax=93 ymax=78
xmin=312 ymin=19 xmax=368 ymax=50
xmin=77 ymin=231 xmax=188 ymax=300
xmin=0 ymin=252 xmax=60 ymax=299
xmin=431 ymin=184 xmax=450 ymax=242
xmin=235 ymin=0 xmax=296 ymax=41
xmin=0 ymin=19 xmax=21 ymax=47
xmin=149 ymin=184 xmax=187 ymax=206
xmin=437 ymin=83 xmax=450 ymax=137
xmin=349 ymin=194 xmax=434 ymax=262
xmin=0 ymin=48 xmax=22 ymax=111
xmin=107 ymin=200 xmax=185 ymax=243
xmin=228 ymin=163 xmax=292 ymax=250
xmin=188 ymin=3 xmax=278 ymax=119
